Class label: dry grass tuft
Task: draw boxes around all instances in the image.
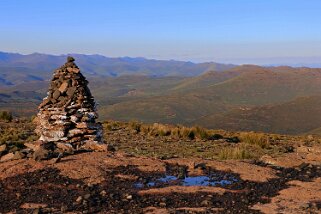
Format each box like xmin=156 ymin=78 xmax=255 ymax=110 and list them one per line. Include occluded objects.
xmin=239 ymin=132 xmax=270 ymax=148
xmin=218 ymin=145 xmax=253 ymax=160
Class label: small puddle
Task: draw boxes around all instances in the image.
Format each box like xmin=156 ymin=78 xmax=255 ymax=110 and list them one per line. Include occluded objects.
xmin=134 ymin=174 xmax=238 ymax=188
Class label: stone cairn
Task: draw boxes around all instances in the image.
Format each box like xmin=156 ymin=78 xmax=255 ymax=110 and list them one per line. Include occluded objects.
xmin=35 ymin=56 xmax=107 ymax=156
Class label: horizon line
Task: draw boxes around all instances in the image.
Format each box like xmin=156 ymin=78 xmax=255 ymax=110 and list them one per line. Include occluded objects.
xmin=1 ymin=50 xmax=321 ymax=68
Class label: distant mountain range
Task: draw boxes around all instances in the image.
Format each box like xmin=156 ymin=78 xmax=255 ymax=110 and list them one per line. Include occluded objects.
xmin=1 ymin=51 xmax=321 ymax=135
xmin=218 ymin=56 xmax=321 ymax=68
xmin=0 ymin=51 xmax=235 ymax=86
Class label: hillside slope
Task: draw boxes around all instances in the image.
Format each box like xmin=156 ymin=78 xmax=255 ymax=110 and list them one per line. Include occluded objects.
xmin=189 ymin=65 xmax=321 ymax=105
xmin=1 ymin=62 xmax=321 ymax=135
xmin=195 ymin=96 xmax=321 ymax=134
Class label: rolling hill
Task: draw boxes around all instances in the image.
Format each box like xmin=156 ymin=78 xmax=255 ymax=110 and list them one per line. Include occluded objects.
xmin=194 ymin=96 xmax=321 ymax=134
xmin=97 ymin=65 xmax=321 ymax=134
xmin=1 ymin=53 xmax=321 ymax=135
xmin=175 ymin=65 xmax=321 ymax=105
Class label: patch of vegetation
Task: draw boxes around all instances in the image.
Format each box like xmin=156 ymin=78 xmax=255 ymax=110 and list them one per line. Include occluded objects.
xmin=0 ymin=119 xmax=38 ymax=153
xmin=129 ymin=121 xmax=142 ymax=133
xmin=102 ymin=120 xmax=286 ymax=160
xmin=0 ymin=111 xmax=13 ymax=122
xmin=0 ymin=118 xmax=314 ymax=162
xmin=127 ymin=122 xmax=225 ymax=141
xmin=103 ymin=121 xmax=123 ymax=131
xmin=218 ymin=145 xmax=254 ymax=160
xmin=239 ymin=132 xmax=270 ymax=148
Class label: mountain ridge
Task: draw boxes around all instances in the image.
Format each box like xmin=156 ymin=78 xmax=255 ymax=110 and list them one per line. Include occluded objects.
xmin=0 ymin=51 xmax=235 ymax=87
xmin=1 ymin=52 xmax=321 ymax=135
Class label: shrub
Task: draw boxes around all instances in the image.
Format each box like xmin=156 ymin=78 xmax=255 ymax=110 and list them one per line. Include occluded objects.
xmin=0 ymin=111 xmax=13 ymax=122
xmin=179 ymin=127 xmax=195 ymax=140
xmin=105 ymin=124 xmax=113 ymax=131
xmin=149 ymin=123 xmax=171 ymax=136
xmin=129 ymin=120 xmax=142 ymax=133
xmin=140 ymin=124 xmax=151 ymax=134
xmin=225 ymin=136 xmax=240 ymax=143
xmin=239 ymin=132 xmax=269 ymax=148
xmin=208 ymin=133 xmax=224 ymax=140
xmin=218 ymin=146 xmax=253 ymax=160
xmin=171 ymin=127 xmax=181 ymax=138
xmin=188 ymin=130 xmax=195 ymax=140
xmin=193 ymin=126 xmax=209 ymax=140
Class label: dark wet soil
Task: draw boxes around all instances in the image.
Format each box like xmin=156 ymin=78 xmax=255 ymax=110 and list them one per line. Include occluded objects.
xmin=0 ymin=161 xmax=320 ymax=213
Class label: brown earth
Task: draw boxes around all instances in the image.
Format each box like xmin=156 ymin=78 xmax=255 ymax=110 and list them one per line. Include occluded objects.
xmin=0 ymin=120 xmax=321 ymax=213
xmin=0 ymin=143 xmax=320 ymax=213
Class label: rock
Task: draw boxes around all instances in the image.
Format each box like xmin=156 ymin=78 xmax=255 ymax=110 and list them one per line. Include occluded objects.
xmin=107 ymin=144 xmax=116 ymax=152
xmin=70 ymin=115 xmax=79 ymax=123
xmin=67 ymin=129 xmax=85 ymax=137
xmin=33 ymin=147 xmax=49 ymax=161
xmin=159 ymin=202 xmax=166 ymax=207
xmin=24 ymin=141 xmax=42 ymax=151
xmin=60 ymin=206 xmax=68 ymax=212
xmin=56 ymin=143 xmax=73 ymax=153
xmin=35 ymin=57 xmax=106 ymax=155
xmin=76 ymin=196 xmax=83 ymax=203
xmin=100 ymin=190 xmax=107 ymax=196
xmin=200 ymin=200 xmax=211 ymax=206
xmin=178 ymin=166 xmax=188 ymax=179
xmin=40 ymin=130 xmax=66 ymax=142
xmin=259 ymin=155 xmax=277 ymax=165
xmin=52 ymin=90 xmax=61 ymax=100
xmin=72 ymin=68 xmax=80 ymax=73
xmin=51 ymin=153 xmax=62 ymax=164
xmin=84 ymin=194 xmax=91 ymax=200
xmin=300 ymin=203 xmax=310 ymax=209
xmin=0 ymin=144 xmax=7 ymax=152
xmin=194 ymin=162 xmax=207 ymax=170
xmin=33 ymin=208 xmax=41 ymax=214
xmin=58 ymin=81 xmax=69 ymax=93
xmin=67 ymin=56 xmax=75 ymax=62
xmin=81 ymin=140 xmax=107 ymax=151
xmin=76 ymin=122 xmax=89 ymax=129
xmin=306 ymin=135 xmax=314 ymax=141
xmin=0 ymin=152 xmax=15 ymax=162
xmin=13 ymin=151 xmax=25 ymax=160
xmin=66 ymin=87 xmax=76 ymax=97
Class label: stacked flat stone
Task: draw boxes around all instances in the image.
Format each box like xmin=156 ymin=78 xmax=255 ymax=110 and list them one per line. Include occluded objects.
xmin=35 ymin=56 xmax=106 ymax=152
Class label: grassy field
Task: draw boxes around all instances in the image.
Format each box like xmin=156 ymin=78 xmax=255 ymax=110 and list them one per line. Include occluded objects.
xmin=2 ymin=117 xmax=319 ymax=161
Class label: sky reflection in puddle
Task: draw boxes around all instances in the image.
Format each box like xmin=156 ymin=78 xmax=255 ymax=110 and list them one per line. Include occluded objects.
xmin=134 ymin=174 xmax=238 ymax=188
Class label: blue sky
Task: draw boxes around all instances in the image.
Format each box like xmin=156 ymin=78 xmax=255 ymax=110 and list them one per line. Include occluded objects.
xmin=1 ymin=0 xmax=321 ymax=64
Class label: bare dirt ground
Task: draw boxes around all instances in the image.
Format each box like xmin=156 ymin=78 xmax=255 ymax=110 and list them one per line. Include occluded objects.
xmin=0 ymin=121 xmax=321 ymax=213
xmin=0 ymin=143 xmax=320 ymax=214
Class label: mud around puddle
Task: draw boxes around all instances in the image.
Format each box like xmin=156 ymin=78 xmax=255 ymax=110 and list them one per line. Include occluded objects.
xmin=0 ymin=152 xmax=320 ymax=213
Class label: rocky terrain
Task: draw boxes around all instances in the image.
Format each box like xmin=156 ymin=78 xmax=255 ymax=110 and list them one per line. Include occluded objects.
xmin=0 ymin=119 xmax=320 ymax=213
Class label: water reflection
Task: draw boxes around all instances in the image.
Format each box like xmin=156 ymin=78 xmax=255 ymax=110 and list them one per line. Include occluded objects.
xmin=134 ymin=174 xmax=238 ymax=188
